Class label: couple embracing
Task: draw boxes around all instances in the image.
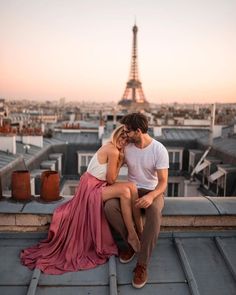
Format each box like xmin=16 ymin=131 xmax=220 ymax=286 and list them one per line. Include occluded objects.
xmin=21 ymin=112 xmax=169 ymax=289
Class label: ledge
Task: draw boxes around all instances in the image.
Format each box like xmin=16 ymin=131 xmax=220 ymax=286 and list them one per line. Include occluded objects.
xmin=0 ymin=196 xmax=236 ymax=232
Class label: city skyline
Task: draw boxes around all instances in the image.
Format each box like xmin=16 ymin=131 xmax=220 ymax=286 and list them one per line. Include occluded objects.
xmin=1 ymin=0 xmax=236 ymax=104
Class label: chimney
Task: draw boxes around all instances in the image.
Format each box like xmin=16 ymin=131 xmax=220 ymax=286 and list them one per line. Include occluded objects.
xmin=69 ymin=113 xmax=75 ymax=122
xmin=41 ymin=123 xmax=45 ymax=133
xmin=99 ymin=119 xmax=105 ymax=139
xmin=22 ymin=135 xmax=43 ymax=148
xmin=149 ymin=114 xmax=154 ymax=125
xmin=209 ymin=103 xmax=216 ymax=145
xmin=212 ymin=125 xmax=223 ymax=139
xmin=0 ymin=134 xmax=16 ymax=154
xmin=153 ymin=126 xmax=162 ymax=137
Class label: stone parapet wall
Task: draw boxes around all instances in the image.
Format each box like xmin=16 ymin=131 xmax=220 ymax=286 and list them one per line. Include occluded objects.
xmin=0 ymin=213 xmax=236 ymax=232
xmin=0 ymin=196 xmax=236 ymax=232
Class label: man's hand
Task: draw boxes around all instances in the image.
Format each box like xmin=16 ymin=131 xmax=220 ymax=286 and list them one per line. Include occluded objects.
xmin=135 ymin=193 xmax=154 ymax=209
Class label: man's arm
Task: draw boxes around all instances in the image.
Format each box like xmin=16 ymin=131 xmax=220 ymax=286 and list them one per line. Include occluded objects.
xmin=135 ymin=168 xmax=168 ymax=209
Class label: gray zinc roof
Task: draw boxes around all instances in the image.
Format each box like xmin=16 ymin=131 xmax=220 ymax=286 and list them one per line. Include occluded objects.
xmin=210 ymin=136 xmax=236 ymax=158
xmin=0 ymin=142 xmax=50 ymax=172
xmin=16 ymin=142 xmax=42 ymax=162
xmin=0 ymin=151 xmax=19 ymax=170
xmin=0 ymin=133 xmax=99 ymax=173
xmin=157 ymin=128 xmax=236 ymax=160
xmin=0 ymin=231 xmax=235 ymax=295
xmin=54 ymin=132 xmax=99 ymax=145
xmin=0 ymin=197 xmax=236 ymax=294
xmin=161 ymin=128 xmax=209 ymax=141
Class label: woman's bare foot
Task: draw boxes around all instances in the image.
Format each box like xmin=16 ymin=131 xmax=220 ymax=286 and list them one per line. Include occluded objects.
xmin=128 ymin=232 xmax=140 ymax=252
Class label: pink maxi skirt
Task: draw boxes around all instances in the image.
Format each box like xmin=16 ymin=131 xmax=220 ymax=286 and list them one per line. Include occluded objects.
xmin=20 ymin=172 xmax=118 ymax=274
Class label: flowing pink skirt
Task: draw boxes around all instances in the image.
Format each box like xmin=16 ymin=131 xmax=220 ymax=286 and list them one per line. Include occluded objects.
xmin=20 ymin=172 xmax=118 ymax=274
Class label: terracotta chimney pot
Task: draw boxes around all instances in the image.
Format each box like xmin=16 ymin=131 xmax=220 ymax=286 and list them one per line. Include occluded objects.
xmin=11 ymin=170 xmax=31 ymax=201
xmin=40 ymin=171 xmax=61 ymax=202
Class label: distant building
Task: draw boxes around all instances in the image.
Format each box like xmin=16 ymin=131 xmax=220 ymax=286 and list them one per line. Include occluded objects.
xmin=0 ymin=98 xmax=7 ymax=124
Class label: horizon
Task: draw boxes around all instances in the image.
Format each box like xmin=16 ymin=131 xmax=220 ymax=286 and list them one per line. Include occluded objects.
xmin=1 ymin=0 xmax=236 ymax=104
xmin=4 ymin=97 xmax=236 ymax=107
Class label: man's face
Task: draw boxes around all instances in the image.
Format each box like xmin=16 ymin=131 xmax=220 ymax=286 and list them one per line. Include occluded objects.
xmin=123 ymin=126 xmax=141 ymax=143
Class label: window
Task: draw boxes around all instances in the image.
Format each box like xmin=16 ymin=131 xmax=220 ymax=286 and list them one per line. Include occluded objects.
xmin=217 ymin=174 xmax=226 ymax=196
xmin=168 ymin=183 xmax=179 ymax=197
xmin=78 ymin=153 xmax=94 ymax=174
xmin=203 ymin=165 xmax=210 ymax=189
xmin=168 ymin=149 xmax=183 ymax=170
xmin=217 ymin=175 xmax=225 ymax=188
xmin=81 ymin=156 xmax=86 ymax=166
xmin=189 ymin=152 xmax=195 ymax=172
xmin=169 ymin=152 xmax=174 ymax=163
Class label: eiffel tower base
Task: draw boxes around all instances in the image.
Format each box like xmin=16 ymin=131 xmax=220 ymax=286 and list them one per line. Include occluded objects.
xmin=118 ymin=100 xmax=150 ymax=112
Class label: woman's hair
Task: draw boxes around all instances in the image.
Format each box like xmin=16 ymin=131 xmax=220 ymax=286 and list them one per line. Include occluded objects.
xmin=110 ymin=124 xmax=125 ymax=148
xmin=120 ymin=112 xmax=148 ymax=133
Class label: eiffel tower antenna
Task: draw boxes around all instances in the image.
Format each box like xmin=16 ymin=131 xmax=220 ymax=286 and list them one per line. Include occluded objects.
xmin=118 ymin=23 xmax=149 ymax=110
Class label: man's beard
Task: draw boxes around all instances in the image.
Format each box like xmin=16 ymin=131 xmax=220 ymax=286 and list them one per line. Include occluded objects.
xmin=129 ymin=137 xmax=140 ymax=144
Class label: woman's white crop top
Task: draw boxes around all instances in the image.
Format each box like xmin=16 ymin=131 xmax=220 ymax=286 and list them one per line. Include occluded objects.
xmin=87 ymin=153 xmax=107 ymax=181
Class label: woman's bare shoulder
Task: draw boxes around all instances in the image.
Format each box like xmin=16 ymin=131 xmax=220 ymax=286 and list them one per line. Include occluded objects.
xmin=104 ymin=143 xmax=119 ymax=157
xmin=99 ymin=143 xmax=118 ymax=155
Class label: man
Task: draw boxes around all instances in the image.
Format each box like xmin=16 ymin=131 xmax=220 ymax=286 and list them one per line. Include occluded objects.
xmin=104 ymin=112 xmax=169 ymax=289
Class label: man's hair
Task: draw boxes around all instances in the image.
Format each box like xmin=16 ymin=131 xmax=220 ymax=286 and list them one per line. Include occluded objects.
xmin=120 ymin=113 xmax=148 ymax=133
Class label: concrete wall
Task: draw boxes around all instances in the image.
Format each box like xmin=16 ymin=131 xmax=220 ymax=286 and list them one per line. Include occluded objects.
xmin=0 ymin=135 xmax=16 ymax=154
xmin=153 ymin=126 xmax=162 ymax=137
xmin=184 ymin=119 xmax=210 ymax=126
xmin=212 ymin=125 xmax=224 ymax=138
xmin=22 ymin=135 xmax=43 ymax=148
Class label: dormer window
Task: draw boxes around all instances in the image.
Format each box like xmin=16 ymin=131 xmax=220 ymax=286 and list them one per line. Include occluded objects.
xmin=208 ymin=168 xmax=226 ymax=196
xmin=168 ymin=148 xmax=183 ymax=170
xmin=168 ymin=182 xmax=179 ymax=197
xmin=77 ymin=152 xmax=94 ymax=174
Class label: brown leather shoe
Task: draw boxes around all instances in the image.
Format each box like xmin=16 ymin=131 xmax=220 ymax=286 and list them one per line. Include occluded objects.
xmin=119 ymin=247 xmax=135 ymax=264
xmin=132 ymin=263 xmax=147 ymax=288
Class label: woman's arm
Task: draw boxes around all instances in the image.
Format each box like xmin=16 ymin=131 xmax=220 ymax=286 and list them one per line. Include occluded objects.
xmin=106 ymin=148 xmax=123 ymax=185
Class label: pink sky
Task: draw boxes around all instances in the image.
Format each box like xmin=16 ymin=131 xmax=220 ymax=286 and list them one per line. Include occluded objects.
xmin=0 ymin=0 xmax=236 ymax=104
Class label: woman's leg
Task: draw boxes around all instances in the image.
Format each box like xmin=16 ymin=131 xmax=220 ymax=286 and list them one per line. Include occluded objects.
xmin=102 ymin=182 xmax=140 ymax=252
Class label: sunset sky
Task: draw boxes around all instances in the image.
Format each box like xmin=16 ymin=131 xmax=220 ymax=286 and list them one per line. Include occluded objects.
xmin=0 ymin=0 xmax=236 ymax=104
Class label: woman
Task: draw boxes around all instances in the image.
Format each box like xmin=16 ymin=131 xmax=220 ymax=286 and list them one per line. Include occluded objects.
xmin=93 ymin=125 xmax=142 ymax=251
xmin=21 ymin=125 xmax=141 ymax=275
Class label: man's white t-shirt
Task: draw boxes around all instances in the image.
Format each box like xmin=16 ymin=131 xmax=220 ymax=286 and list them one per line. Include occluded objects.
xmin=124 ymin=139 xmax=169 ymax=190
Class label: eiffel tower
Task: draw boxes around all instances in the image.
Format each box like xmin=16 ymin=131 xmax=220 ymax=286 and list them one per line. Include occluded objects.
xmin=118 ymin=24 xmax=149 ymax=110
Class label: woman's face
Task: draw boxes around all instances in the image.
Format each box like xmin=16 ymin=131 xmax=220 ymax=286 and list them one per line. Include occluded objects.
xmin=116 ymin=134 xmax=128 ymax=150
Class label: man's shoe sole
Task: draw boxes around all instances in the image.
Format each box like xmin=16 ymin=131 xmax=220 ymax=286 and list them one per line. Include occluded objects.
xmin=119 ymin=252 xmax=135 ymax=264
xmin=132 ymin=279 xmax=147 ymax=289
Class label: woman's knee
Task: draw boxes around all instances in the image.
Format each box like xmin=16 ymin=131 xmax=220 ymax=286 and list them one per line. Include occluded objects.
xmin=127 ymin=182 xmax=137 ymax=193
xmin=120 ymin=187 xmax=131 ymax=200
